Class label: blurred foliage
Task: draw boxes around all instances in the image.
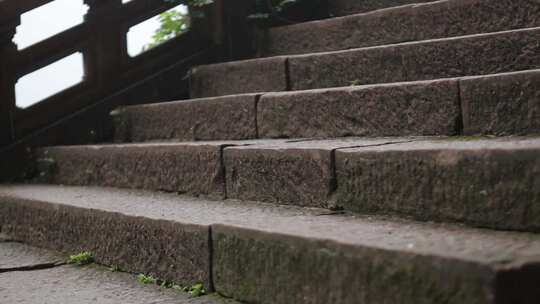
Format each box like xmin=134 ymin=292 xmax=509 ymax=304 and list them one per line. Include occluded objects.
xmin=143 ymin=9 xmax=190 ymax=51
xmin=145 ymin=0 xmax=324 ymax=50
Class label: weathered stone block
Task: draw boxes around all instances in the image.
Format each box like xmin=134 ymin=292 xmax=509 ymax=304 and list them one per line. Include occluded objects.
xmin=213 ymin=224 xmax=540 ymax=304
xmin=190 ymin=57 xmax=288 ymax=98
xmin=329 ymin=0 xmax=434 ymax=16
xmin=263 ymin=5 xmax=416 ymax=56
xmin=335 ymin=138 xmax=540 ymax=231
xmin=460 ymin=70 xmax=540 ymax=135
xmin=224 ymin=139 xmax=410 ymax=208
xmin=0 ymin=197 xmax=210 ymax=287
xmin=38 ymin=143 xmax=226 ymax=198
xmin=113 ymin=94 xmax=259 ymax=142
xmin=288 ymin=28 xmax=540 ymax=91
xmin=258 ymin=79 xmax=460 ymax=138
xmin=264 ymin=0 xmax=540 ymax=56
xmin=224 ymin=144 xmax=335 ymax=208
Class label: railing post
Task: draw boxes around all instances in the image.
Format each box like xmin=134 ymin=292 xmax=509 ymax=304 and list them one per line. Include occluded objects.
xmin=222 ymin=0 xmax=256 ymax=61
xmin=0 ymin=18 xmax=19 ymax=146
xmin=83 ymin=0 xmax=125 ymax=92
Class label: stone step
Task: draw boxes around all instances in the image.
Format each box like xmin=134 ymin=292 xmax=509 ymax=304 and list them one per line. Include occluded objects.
xmin=1 ymin=185 xmax=539 ymax=304
xmin=259 ymin=70 xmax=540 ymax=138
xmin=190 ymin=27 xmax=540 ymax=98
xmin=35 ymin=137 xmax=540 ymax=232
xmin=112 ymin=94 xmax=260 ymax=143
xmin=0 ymin=242 xmax=239 ymax=304
xmin=35 ymin=141 xmax=239 ymax=199
xmin=262 ymin=0 xmax=540 ymax=56
xmin=120 ymin=70 xmax=539 ymax=142
xmin=329 ymin=0 xmax=437 ymax=16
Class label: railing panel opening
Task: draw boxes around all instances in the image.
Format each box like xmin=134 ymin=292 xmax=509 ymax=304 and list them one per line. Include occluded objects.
xmin=13 ymin=0 xmax=89 ymax=50
xmin=15 ymin=52 xmax=85 ymax=109
xmin=126 ymin=4 xmax=190 ymax=57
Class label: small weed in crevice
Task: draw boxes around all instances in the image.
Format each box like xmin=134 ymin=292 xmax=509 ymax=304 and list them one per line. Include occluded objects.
xmin=67 ymin=251 xmax=94 ymax=266
xmin=138 ymin=274 xmax=158 ymax=285
xmin=138 ymin=275 xmax=206 ymax=298
xmin=350 ymin=79 xmax=362 ymax=87
xmin=187 ymin=283 xmax=206 ymax=297
xmin=108 ymin=264 xmax=120 ymax=272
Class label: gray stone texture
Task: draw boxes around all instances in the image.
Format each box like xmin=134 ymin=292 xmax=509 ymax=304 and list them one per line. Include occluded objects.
xmin=0 ymin=242 xmax=238 ymax=303
xmin=258 ymin=79 xmax=460 ymax=138
xmin=461 ymin=70 xmax=540 ymax=135
xmin=190 ymin=57 xmax=287 ymax=98
xmin=335 ymin=138 xmax=540 ymax=232
xmin=37 ymin=142 xmax=226 ymax=198
xmin=213 ymin=226 xmax=491 ymax=304
xmin=0 ymin=242 xmax=62 ymax=271
xmin=289 ymin=27 xmax=540 ymax=90
xmin=0 ymin=265 xmax=237 ymax=304
xmin=264 ymin=0 xmax=540 ymax=55
xmin=114 ymin=94 xmax=259 ymax=142
xmin=2 ymin=185 xmax=540 ymax=304
xmin=224 ymin=139 xmax=411 ymax=208
xmin=0 ymin=197 xmax=211 ymax=288
xmin=328 ymin=0 xmax=435 ymax=16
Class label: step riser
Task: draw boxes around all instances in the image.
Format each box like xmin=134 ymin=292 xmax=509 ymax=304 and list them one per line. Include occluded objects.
xmin=114 ymin=94 xmax=259 ymax=143
xmin=224 ymin=140 xmax=540 ymax=232
xmin=461 ymin=71 xmax=540 ymax=135
xmin=2 ymin=191 xmax=539 ymax=304
xmin=0 ymin=197 xmax=211 ymax=287
xmin=336 ymin=146 xmax=540 ymax=232
xmin=328 ymin=0 xmax=436 ymax=16
xmin=288 ymin=28 xmax=540 ymax=91
xmin=264 ymin=0 xmax=540 ymax=56
xmin=224 ymin=147 xmax=336 ymax=208
xmin=190 ymin=57 xmax=288 ymax=99
xmin=191 ymin=28 xmax=540 ymax=98
xmin=38 ymin=144 xmax=225 ymax=198
xmin=259 ymin=79 xmax=461 ymax=138
xmin=214 ymin=226 xmax=497 ymax=304
xmin=36 ymin=138 xmax=540 ymax=232
xmin=117 ymin=70 xmax=540 ymax=142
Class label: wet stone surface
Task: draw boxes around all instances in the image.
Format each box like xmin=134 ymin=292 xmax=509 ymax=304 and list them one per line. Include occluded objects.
xmin=0 ymin=242 xmax=239 ymax=304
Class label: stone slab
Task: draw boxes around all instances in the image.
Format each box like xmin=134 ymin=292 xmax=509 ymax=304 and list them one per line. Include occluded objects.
xmin=258 ymin=79 xmax=460 ymax=138
xmin=0 ymin=242 xmax=62 ymax=271
xmin=0 ymin=196 xmax=211 ymax=288
xmin=37 ymin=142 xmax=230 ymax=198
xmin=113 ymin=94 xmax=259 ymax=142
xmin=224 ymin=138 xmax=415 ymax=208
xmin=335 ymin=137 xmax=540 ymax=232
xmin=0 ymin=264 xmax=238 ymax=304
xmin=289 ymin=27 xmax=540 ymax=91
xmin=266 ymin=0 xmax=540 ymax=55
xmin=190 ymin=57 xmax=287 ymax=98
xmin=329 ymin=0 xmax=435 ymax=16
xmin=1 ymin=185 xmax=540 ymax=304
xmin=213 ymin=225 xmax=538 ymax=304
xmin=460 ymin=70 xmax=540 ymax=136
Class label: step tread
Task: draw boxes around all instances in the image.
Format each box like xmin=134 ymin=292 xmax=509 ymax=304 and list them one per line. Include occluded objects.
xmin=118 ymin=69 xmax=540 ymax=141
xmin=192 ymin=26 xmax=540 ymax=97
xmin=288 ymin=26 xmax=540 ymax=59
xmin=0 ymin=242 xmax=238 ymax=304
xmin=2 ymin=184 xmax=540 ymax=266
xmin=263 ymin=0 xmax=540 ymax=56
xmin=328 ymin=0 xmax=437 ymax=16
xmin=0 ymin=242 xmax=62 ymax=270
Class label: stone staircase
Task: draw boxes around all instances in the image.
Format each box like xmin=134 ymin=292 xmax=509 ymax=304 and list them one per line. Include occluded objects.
xmin=1 ymin=0 xmax=540 ymax=303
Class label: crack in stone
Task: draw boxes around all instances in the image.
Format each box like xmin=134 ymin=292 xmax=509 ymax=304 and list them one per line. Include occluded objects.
xmin=0 ymin=261 xmax=66 ymax=274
